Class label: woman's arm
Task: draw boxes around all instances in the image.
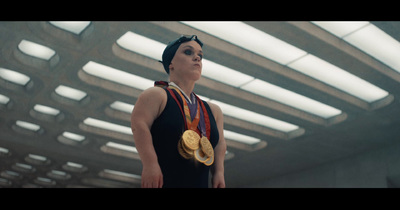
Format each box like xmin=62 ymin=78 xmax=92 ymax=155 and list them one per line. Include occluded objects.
xmin=130 ymin=87 xmax=167 ymax=188
xmin=208 ymin=102 xmax=227 ymax=188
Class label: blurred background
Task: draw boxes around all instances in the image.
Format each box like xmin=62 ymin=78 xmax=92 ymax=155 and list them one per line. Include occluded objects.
xmin=1 ymin=21 xmax=400 ymax=188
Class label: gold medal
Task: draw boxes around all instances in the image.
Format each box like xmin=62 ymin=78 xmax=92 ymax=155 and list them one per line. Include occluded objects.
xmin=181 ymin=138 xmax=194 ymax=156
xmin=200 ymin=136 xmax=214 ymax=157
xmin=182 ymin=130 xmax=200 ymax=150
xmin=194 ymin=148 xmax=208 ymax=163
xmin=167 ymin=85 xmax=213 ymax=165
xmin=178 ymin=139 xmax=193 ymax=159
xmin=203 ymin=154 xmax=214 ymax=166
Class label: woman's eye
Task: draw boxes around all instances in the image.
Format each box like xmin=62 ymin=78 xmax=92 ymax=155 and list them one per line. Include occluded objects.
xmin=183 ymin=49 xmax=202 ymax=60
xmin=184 ymin=50 xmax=192 ymax=55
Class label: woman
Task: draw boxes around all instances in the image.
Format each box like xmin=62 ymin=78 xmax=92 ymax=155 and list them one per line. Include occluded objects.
xmin=130 ymin=35 xmax=226 ymax=188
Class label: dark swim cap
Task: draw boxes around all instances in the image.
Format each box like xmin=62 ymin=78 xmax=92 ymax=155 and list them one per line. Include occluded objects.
xmin=160 ymin=35 xmax=203 ymax=74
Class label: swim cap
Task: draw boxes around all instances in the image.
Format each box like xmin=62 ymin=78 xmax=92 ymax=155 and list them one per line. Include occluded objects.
xmin=160 ymin=35 xmax=203 ymax=74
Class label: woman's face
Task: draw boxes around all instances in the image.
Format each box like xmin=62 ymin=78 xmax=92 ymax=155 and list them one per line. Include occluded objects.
xmin=169 ymin=41 xmax=203 ymax=81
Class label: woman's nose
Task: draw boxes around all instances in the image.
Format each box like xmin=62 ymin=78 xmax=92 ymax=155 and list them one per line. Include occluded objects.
xmin=194 ymin=54 xmax=201 ymax=61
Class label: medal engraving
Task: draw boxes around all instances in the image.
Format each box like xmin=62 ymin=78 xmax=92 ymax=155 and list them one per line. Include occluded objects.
xmin=182 ymin=130 xmax=200 ymax=150
xmin=200 ymin=136 xmax=213 ymax=157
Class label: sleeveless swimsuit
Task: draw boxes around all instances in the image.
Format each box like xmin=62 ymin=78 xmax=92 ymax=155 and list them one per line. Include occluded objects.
xmin=150 ymin=87 xmax=219 ymax=188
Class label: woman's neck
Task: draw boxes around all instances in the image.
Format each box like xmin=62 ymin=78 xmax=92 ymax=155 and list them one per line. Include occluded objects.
xmin=169 ymin=79 xmax=195 ymax=97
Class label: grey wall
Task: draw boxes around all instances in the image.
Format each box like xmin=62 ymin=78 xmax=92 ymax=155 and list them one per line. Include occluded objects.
xmin=249 ymin=141 xmax=400 ymax=188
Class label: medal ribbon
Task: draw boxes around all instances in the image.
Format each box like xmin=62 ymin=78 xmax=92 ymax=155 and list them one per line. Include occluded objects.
xmin=193 ymin=92 xmax=211 ymax=140
xmin=154 ymin=81 xmax=210 ymax=140
xmin=168 ymin=86 xmax=200 ymax=131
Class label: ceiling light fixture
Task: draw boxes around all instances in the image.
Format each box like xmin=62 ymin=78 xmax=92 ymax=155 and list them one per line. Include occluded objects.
xmin=82 ymin=61 xmax=154 ymax=91
xmin=33 ymin=104 xmax=60 ymax=116
xmin=83 ymin=117 xmax=132 ymax=135
xmin=55 ymin=85 xmax=87 ymax=101
xmin=49 ymin=21 xmax=91 ymax=35
xmin=110 ymin=101 xmax=134 ymax=113
xmin=0 ymin=94 xmax=10 ymax=105
xmin=241 ymin=78 xmax=342 ymax=119
xmin=0 ymin=68 xmax=30 ymax=86
xmin=313 ymin=21 xmax=400 ymax=74
xmin=18 ymin=39 xmax=56 ymax=60
xmin=15 ymin=120 xmax=41 ymax=132
xmin=181 ymin=21 xmax=307 ymax=65
xmin=224 ymin=130 xmax=261 ymax=145
xmin=210 ymin=99 xmax=299 ymax=133
xmin=62 ymin=132 xmax=86 ymax=142
xmin=104 ymin=142 xmax=138 ymax=153
xmin=183 ymin=21 xmax=390 ymax=104
xmin=288 ymin=54 xmax=389 ymax=103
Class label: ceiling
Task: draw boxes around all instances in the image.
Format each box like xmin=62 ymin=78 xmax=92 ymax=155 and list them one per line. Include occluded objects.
xmin=1 ymin=21 xmax=400 ymax=188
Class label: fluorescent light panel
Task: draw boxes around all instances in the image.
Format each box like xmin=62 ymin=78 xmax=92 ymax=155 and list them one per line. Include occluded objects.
xmin=83 ymin=117 xmax=132 ymax=135
xmin=28 ymin=154 xmax=47 ymax=162
xmin=202 ymin=59 xmax=254 ymax=87
xmin=0 ymin=94 xmax=10 ymax=105
xmin=312 ymin=21 xmax=369 ymax=38
xmin=0 ymin=147 xmax=9 ymax=155
xmin=210 ymin=99 xmax=299 ymax=132
xmin=62 ymin=131 xmax=85 ymax=142
xmin=18 ymin=39 xmax=55 ymax=60
xmin=16 ymin=120 xmax=40 ymax=131
xmin=105 ymin=142 xmax=138 ymax=153
xmin=55 ymin=85 xmax=87 ymax=101
xmin=33 ymin=104 xmax=60 ymax=116
xmin=313 ymin=21 xmax=400 ymax=74
xmin=117 ymin=31 xmax=164 ymax=60
xmin=241 ymin=78 xmax=342 ymax=118
xmin=100 ymin=169 xmax=141 ymax=184
xmin=184 ymin=21 xmax=390 ymax=104
xmin=62 ymin=162 xmax=87 ymax=173
xmin=49 ymin=21 xmax=91 ymax=35
xmin=82 ymin=61 xmax=154 ymax=91
xmin=36 ymin=177 xmax=54 ymax=184
xmin=50 ymin=170 xmax=67 ymax=176
xmin=110 ymin=101 xmax=134 ymax=113
xmin=288 ymin=54 xmax=389 ymax=103
xmin=224 ymin=130 xmax=261 ymax=145
xmin=102 ymin=169 xmax=141 ymax=179
xmin=66 ymin=162 xmax=84 ymax=169
xmin=0 ymin=68 xmax=30 ymax=86
xmin=181 ymin=21 xmax=307 ymax=65
xmin=15 ymin=163 xmax=33 ymax=170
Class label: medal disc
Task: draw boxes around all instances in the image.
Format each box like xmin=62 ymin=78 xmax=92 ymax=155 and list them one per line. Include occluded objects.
xmin=182 ymin=130 xmax=200 ymax=150
xmin=178 ymin=139 xmax=193 ymax=159
xmin=204 ymin=154 xmax=214 ymax=166
xmin=181 ymin=138 xmax=194 ymax=155
xmin=194 ymin=148 xmax=208 ymax=163
xmin=200 ymin=136 xmax=214 ymax=157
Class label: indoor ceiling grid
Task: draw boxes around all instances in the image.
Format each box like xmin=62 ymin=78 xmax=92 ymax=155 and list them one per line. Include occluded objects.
xmin=0 ymin=21 xmax=399 ymax=188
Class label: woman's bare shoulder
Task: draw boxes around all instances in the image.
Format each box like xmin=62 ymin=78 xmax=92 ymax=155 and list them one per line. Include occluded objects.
xmin=205 ymin=101 xmax=223 ymax=118
xmin=137 ymin=86 xmax=168 ymax=102
xmin=132 ymin=86 xmax=168 ymax=122
xmin=141 ymin=86 xmax=167 ymax=96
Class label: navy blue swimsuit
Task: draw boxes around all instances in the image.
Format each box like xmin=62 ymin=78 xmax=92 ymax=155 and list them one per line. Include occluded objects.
xmin=150 ymin=88 xmax=219 ymax=188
